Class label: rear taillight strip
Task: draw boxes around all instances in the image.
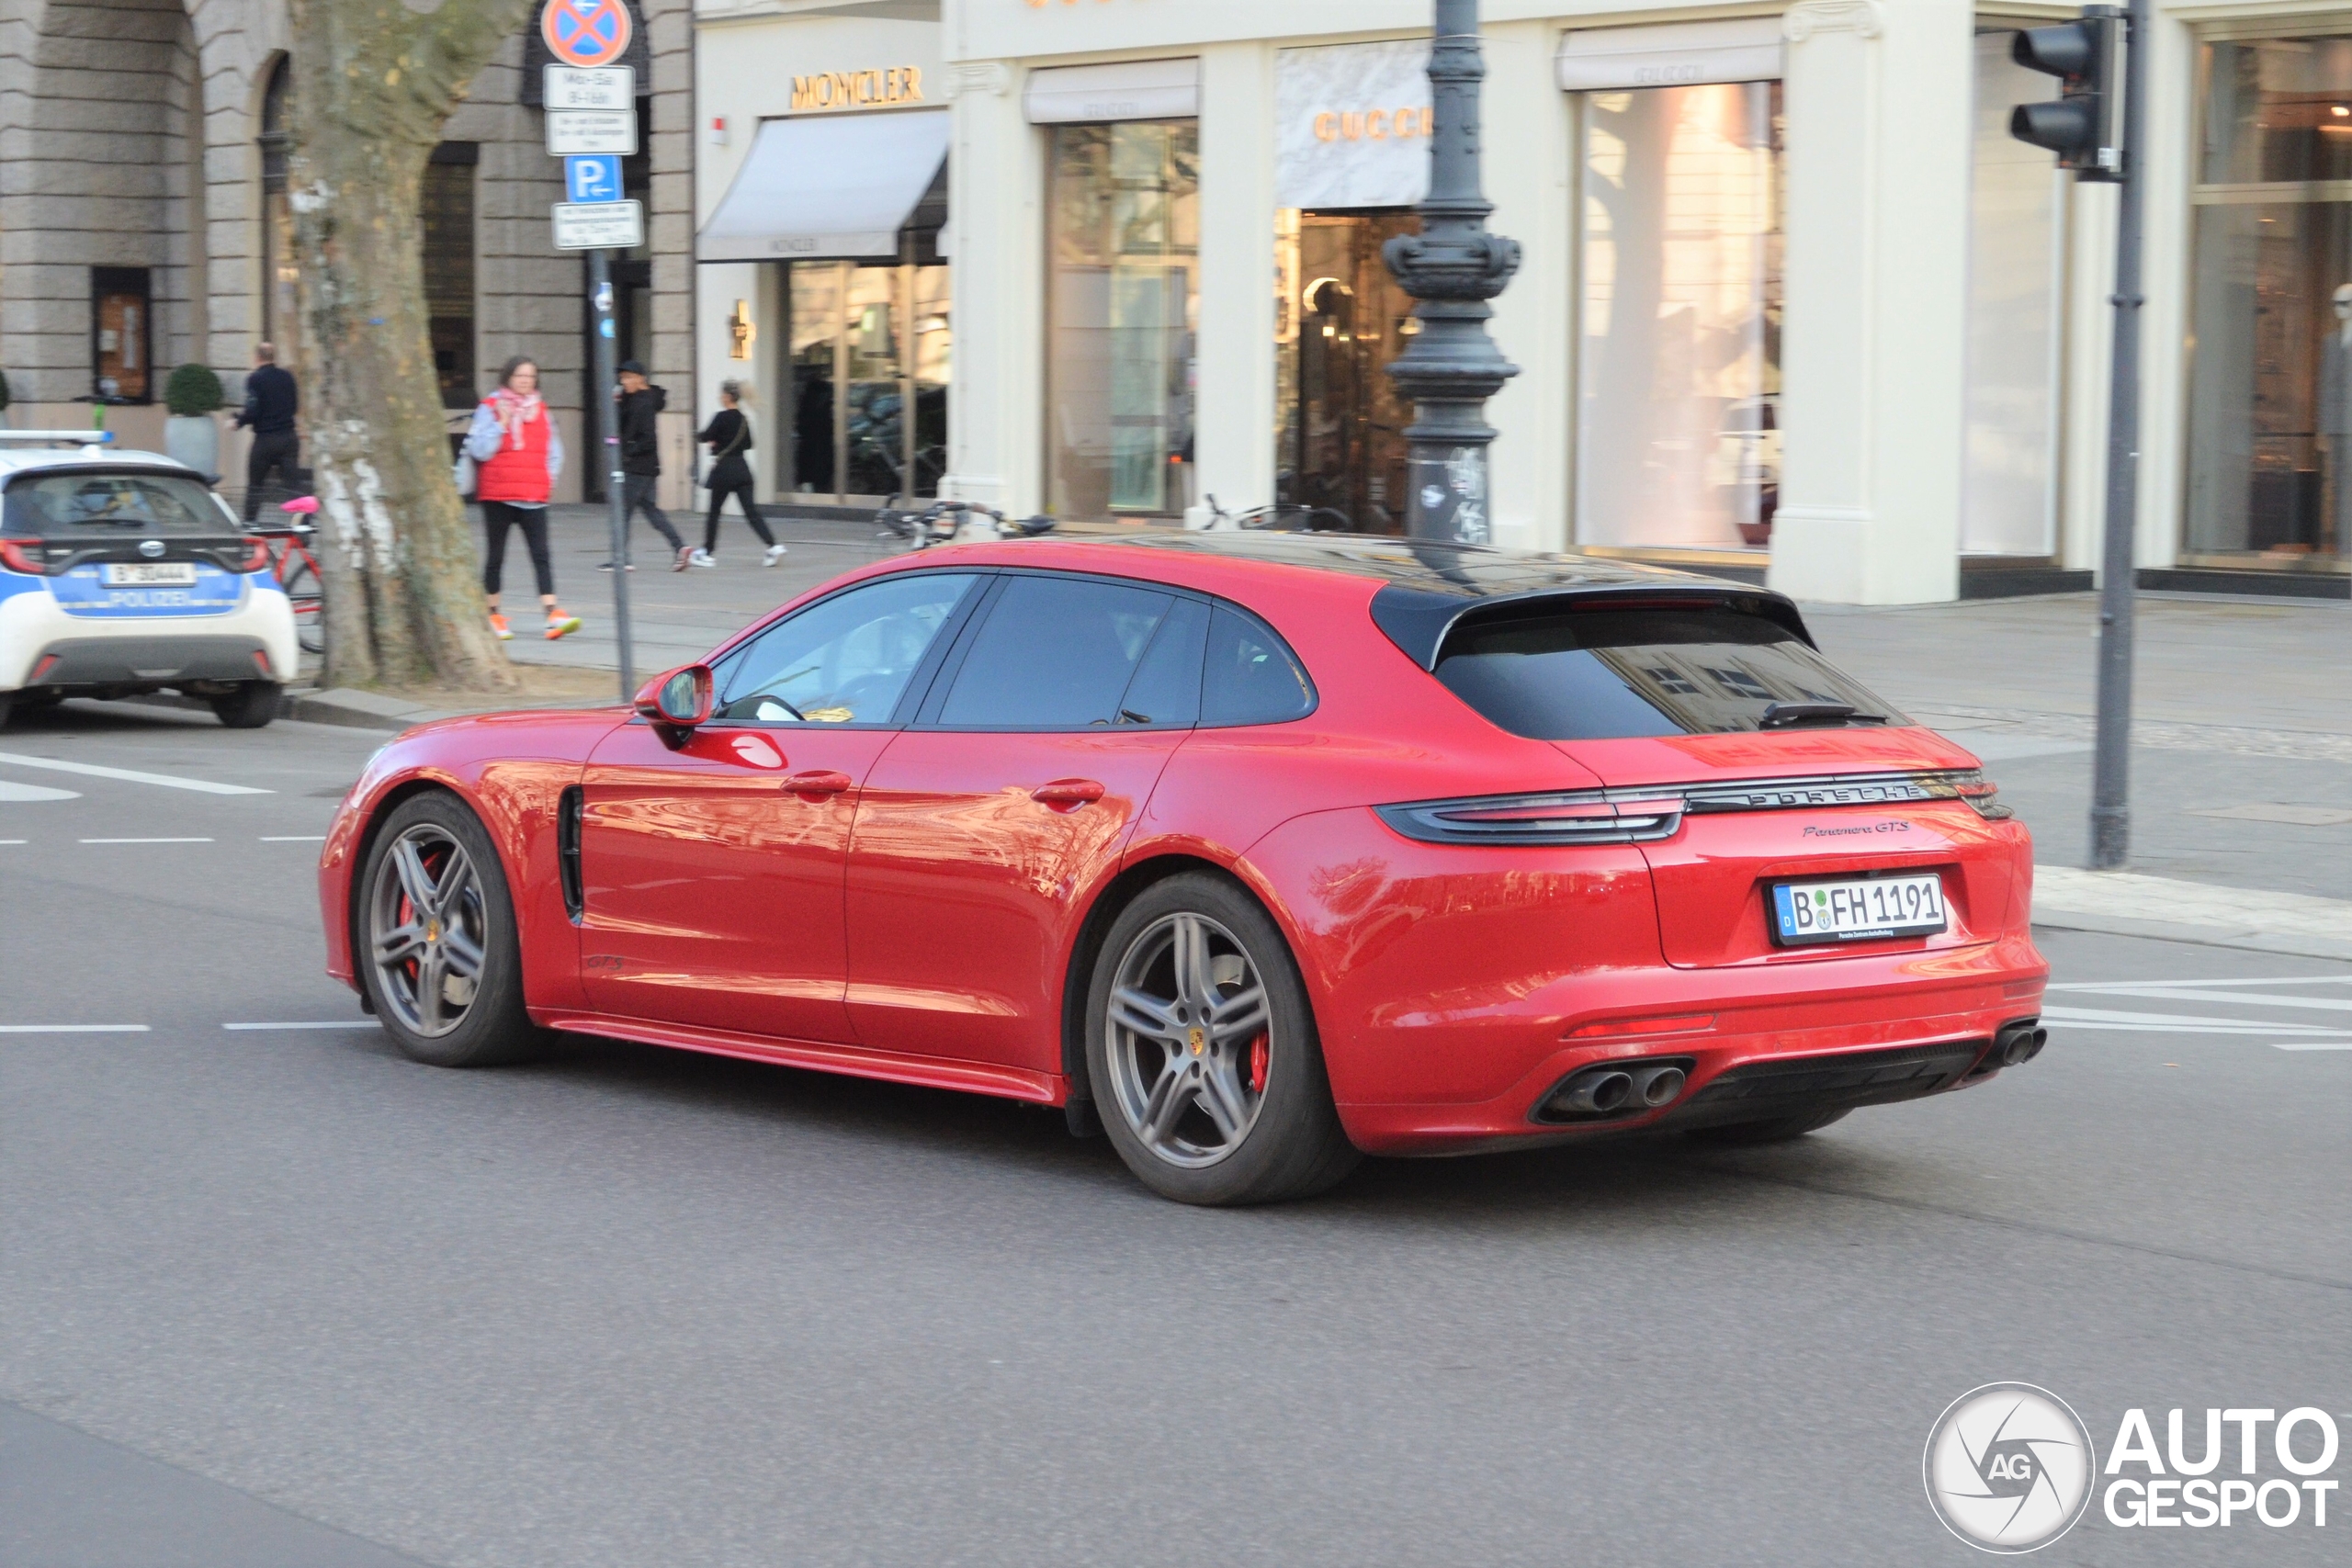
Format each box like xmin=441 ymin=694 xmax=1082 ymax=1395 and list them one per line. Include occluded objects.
xmin=1376 ymin=769 xmax=1999 ymax=847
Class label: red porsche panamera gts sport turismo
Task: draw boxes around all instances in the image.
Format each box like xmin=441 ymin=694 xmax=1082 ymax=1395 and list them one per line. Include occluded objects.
xmin=319 ymin=534 xmax=2047 ymax=1204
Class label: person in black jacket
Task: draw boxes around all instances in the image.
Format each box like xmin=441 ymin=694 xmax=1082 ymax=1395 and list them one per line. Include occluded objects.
xmin=694 ymin=381 xmax=785 ymax=567
xmin=607 ymin=361 xmax=689 ymax=571
xmin=235 ymin=344 xmax=300 ymax=521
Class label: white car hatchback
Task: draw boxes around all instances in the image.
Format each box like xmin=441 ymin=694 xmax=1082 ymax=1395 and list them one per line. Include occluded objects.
xmin=0 ymin=437 xmax=298 ymax=728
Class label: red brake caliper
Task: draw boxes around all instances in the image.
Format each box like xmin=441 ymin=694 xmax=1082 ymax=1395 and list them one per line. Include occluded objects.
xmin=1249 ymin=1031 xmax=1270 ymax=1095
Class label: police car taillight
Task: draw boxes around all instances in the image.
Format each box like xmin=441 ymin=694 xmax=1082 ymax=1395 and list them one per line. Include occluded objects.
xmin=232 ymin=537 xmax=272 ymax=573
xmin=1 ymin=538 xmax=45 ymax=574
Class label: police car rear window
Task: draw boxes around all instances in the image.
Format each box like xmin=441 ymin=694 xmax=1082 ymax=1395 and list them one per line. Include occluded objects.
xmin=4 ymin=472 xmax=239 ymax=537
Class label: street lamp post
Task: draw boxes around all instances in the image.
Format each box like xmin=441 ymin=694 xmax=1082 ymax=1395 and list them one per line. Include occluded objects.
xmin=1384 ymin=0 xmax=1521 ymax=545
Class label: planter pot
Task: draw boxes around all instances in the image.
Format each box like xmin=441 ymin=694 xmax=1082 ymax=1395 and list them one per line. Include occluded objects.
xmin=164 ymin=413 xmax=220 ymax=479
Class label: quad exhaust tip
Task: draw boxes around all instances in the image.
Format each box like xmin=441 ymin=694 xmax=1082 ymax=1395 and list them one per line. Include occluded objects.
xmin=1538 ymin=1059 xmax=1693 ymax=1123
xmin=1997 ymin=1022 xmax=2047 ymax=1067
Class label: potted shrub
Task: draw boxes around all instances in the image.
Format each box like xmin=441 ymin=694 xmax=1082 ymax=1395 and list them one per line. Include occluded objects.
xmin=164 ymin=362 xmax=225 ymax=477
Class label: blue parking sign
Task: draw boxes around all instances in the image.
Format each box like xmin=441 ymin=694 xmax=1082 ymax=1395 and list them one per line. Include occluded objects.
xmin=564 ymin=154 xmax=623 ymax=205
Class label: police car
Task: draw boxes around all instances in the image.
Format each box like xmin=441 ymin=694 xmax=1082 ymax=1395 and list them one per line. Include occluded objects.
xmin=1 ymin=434 xmax=298 ymax=728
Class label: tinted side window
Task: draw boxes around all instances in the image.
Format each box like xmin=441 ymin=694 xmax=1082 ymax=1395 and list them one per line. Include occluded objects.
xmin=715 ymin=572 xmax=978 ymax=725
xmin=1111 ymin=597 xmax=1207 ymax=728
xmin=1431 ymin=606 xmax=1907 ymax=739
xmin=936 ymin=574 xmax=1173 ymax=728
xmin=1201 ymin=606 xmax=1315 ymax=727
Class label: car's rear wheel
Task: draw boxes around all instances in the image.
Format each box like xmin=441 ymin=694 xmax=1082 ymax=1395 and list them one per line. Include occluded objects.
xmin=1684 ymin=1106 xmax=1850 ymax=1146
xmin=359 ymin=792 xmax=540 ymax=1068
xmin=1085 ymin=873 xmax=1358 ymax=1205
xmin=209 ymin=681 xmax=280 ymax=728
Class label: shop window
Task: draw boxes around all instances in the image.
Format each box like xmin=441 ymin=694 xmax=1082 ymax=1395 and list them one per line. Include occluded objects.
xmin=422 ymin=144 xmax=477 ymax=410
xmin=1577 ymin=83 xmax=1782 ymax=556
xmin=90 ymin=268 xmax=152 ymax=402
xmin=1045 ymin=120 xmax=1200 ymax=520
xmin=1272 ymin=209 xmax=1419 ymax=534
xmin=1964 ymin=33 xmax=2064 ymax=557
xmin=784 ymin=258 xmax=950 ymax=502
xmin=2185 ymin=36 xmax=2352 ymax=576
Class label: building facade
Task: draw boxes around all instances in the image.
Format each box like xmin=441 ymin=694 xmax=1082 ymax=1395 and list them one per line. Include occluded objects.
xmin=688 ymin=0 xmax=2349 ymax=603
xmin=1 ymin=0 xmax=699 ymax=504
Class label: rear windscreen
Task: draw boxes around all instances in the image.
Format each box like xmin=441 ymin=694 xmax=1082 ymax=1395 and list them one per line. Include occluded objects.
xmin=1432 ymin=605 xmax=1907 ymax=739
xmin=4 ymin=471 xmax=239 ymax=538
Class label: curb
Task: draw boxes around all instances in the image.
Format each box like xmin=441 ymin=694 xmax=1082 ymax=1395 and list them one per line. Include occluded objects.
xmin=2030 ymin=912 xmax=2352 ymax=964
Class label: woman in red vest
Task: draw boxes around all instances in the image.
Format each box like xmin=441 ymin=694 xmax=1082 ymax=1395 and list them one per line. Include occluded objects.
xmin=467 ymin=356 xmax=580 ymax=640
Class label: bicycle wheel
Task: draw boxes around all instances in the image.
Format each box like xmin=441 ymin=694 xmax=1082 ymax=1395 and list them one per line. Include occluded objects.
xmin=280 ymin=549 xmax=325 ymax=655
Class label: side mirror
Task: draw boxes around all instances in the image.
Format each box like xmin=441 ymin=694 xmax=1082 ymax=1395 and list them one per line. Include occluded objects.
xmin=633 ymin=663 xmax=714 ymax=740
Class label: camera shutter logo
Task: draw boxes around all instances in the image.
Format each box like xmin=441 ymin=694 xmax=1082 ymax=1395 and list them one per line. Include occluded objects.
xmin=1923 ymin=1383 xmax=2098 ymax=1552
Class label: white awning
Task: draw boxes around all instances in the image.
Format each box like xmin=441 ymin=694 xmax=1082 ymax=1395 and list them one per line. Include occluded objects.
xmin=698 ymin=109 xmax=948 ymax=264
xmin=1023 ymin=58 xmax=1199 ymax=124
xmin=1556 ymin=17 xmax=1784 ymax=93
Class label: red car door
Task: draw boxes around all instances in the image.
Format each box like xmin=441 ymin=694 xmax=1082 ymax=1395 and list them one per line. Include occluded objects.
xmin=844 ymin=574 xmax=1208 ymax=1070
xmin=577 ymin=570 xmax=986 ymax=1041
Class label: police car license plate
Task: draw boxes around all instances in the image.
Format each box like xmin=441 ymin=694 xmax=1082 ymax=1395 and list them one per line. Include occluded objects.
xmin=103 ymin=562 xmax=197 ymax=587
xmin=1770 ymin=873 xmax=1947 ymax=946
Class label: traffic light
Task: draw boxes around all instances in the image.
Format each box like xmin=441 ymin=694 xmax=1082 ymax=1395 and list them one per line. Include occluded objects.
xmin=2011 ymin=8 xmax=2122 ymax=181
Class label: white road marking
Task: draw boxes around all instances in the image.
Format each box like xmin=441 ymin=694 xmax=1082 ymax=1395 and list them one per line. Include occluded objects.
xmin=0 ymin=839 xmax=25 ymax=845
xmin=2055 ymin=986 xmax=2352 ymax=1014
xmin=2041 ymin=1005 xmax=2349 ymax=1034
xmin=0 ymin=750 xmax=271 ymax=795
xmin=221 ymin=1021 xmax=379 ymax=1032
xmin=78 ymin=837 xmax=214 ymax=844
xmin=2052 ymin=976 xmax=2352 ymax=991
xmin=0 ymin=1024 xmax=150 ymax=1033
xmin=259 ymin=835 xmax=325 ymax=842
xmin=2271 ymin=1043 xmax=2352 ymax=1052
xmin=0 ymin=780 xmax=78 ymax=802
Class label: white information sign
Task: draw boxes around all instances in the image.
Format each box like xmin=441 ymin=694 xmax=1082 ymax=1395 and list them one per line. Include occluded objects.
xmin=552 ymin=199 xmax=643 ymax=251
xmin=544 ymin=65 xmax=634 ymax=111
xmin=547 ymin=108 xmax=637 ymax=155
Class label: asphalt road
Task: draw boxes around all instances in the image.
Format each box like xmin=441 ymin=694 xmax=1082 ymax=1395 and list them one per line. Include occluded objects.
xmin=2 ymin=702 xmax=2346 ymax=1568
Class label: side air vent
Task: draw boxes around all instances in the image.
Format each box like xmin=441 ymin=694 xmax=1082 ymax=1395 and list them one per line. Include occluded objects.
xmin=558 ymin=785 xmax=584 ymax=921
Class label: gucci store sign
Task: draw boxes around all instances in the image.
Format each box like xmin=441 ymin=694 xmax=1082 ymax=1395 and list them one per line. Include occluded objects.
xmin=1275 ymin=39 xmax=1431 ymax=211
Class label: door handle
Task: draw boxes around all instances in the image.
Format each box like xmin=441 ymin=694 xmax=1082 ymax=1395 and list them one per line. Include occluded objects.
xmin=784 ymin=770 xmax=854 ymax=800
xmin=1031 ymin=778 xmax=1106 ymax=811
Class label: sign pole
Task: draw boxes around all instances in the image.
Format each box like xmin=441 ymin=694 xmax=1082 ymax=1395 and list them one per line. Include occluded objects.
xmin=589 ymin=248 xmax=634 ymax=698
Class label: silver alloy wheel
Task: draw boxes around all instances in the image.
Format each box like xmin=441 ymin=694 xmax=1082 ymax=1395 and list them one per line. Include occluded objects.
xmin=1102 ymin=910 xmax=1273 ymax=1168
xmin=367 ymin=822 xmax=489 ymax=1038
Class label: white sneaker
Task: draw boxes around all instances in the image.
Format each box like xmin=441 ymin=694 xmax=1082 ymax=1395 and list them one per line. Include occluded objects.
xmin=689 ymin=548 xmax=716 ymax=569
xmin=763 ymin=544 xmax=788 ymax=567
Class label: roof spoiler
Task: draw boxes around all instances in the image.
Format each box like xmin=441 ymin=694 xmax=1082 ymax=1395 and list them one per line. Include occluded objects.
xmin=1370 ymin=581 xmax=1815 ymax=671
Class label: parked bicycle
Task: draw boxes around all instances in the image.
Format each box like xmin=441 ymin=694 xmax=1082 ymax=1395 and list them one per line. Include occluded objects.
xmin=253 ymin=494 xmax=325 ymax=654
xmin=876 ymin=498 xmax=1057 ymax=551
xmin=1199 ymin=494 xmax=1354 ymax=533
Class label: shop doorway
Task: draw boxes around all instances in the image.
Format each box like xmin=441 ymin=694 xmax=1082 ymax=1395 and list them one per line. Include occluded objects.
xmin=1274 ymin=210 xmax=1419 ymax=534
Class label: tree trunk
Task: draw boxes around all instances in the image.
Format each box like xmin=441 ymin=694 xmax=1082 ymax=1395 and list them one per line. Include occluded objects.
xmin=288 ymin=0 xmax=533 ymax=692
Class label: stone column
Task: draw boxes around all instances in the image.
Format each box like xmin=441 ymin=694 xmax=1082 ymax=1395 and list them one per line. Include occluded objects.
xmin=938 ymin=60 xmax=1039 ymax=513
xmin=1769 ymin=0 xmax=1974 ymax=604
xmin=1189 ymin=40 xmax=1277 ymax=523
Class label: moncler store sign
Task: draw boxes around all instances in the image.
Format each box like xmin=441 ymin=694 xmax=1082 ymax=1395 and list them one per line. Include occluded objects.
xmin=1275 ymin=39 xmax=1432 ymax=210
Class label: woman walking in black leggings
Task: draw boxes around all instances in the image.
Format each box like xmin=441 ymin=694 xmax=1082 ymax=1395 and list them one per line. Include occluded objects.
xmin=693 ymin=381 xmax=786 ymax=567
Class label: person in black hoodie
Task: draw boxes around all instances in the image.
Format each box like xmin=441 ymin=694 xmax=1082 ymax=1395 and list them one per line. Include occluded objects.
xmin=235 ymin=343 xmax=300 ymax=521
xmin=606 ymin=361 xmax=690 ymax=571
xmin=694 ymin=381 xmax=786 ymax=567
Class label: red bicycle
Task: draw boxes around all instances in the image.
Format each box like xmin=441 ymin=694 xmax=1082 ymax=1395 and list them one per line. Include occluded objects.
xmin=253 ymin=496 xmax=325 ymax=654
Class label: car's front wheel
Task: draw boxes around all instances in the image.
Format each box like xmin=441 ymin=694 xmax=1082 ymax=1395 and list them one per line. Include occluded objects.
xmin=359 ymin=791 xmax=541 ymax=1068
xmin=1085 ymin=873 xmax=1358 ymax=1205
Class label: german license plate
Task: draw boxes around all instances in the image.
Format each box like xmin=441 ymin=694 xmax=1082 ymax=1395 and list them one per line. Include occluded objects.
xmin=103 ymin=561 xmax=197 ymax=586
xmin=1770 ymin=873 xmax=1948 ymax=946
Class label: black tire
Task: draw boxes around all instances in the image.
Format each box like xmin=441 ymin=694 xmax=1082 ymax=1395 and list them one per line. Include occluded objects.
xmin=1684 ymin=1106 xmax=1851 ymax=1146
xmin=210 ymin=681 xmax=281 ymax=728
xmin=356 ymin=791 xmax=542 ymax=1068
xmin=1084 ymin=872 xmax=1359 ymax=1205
